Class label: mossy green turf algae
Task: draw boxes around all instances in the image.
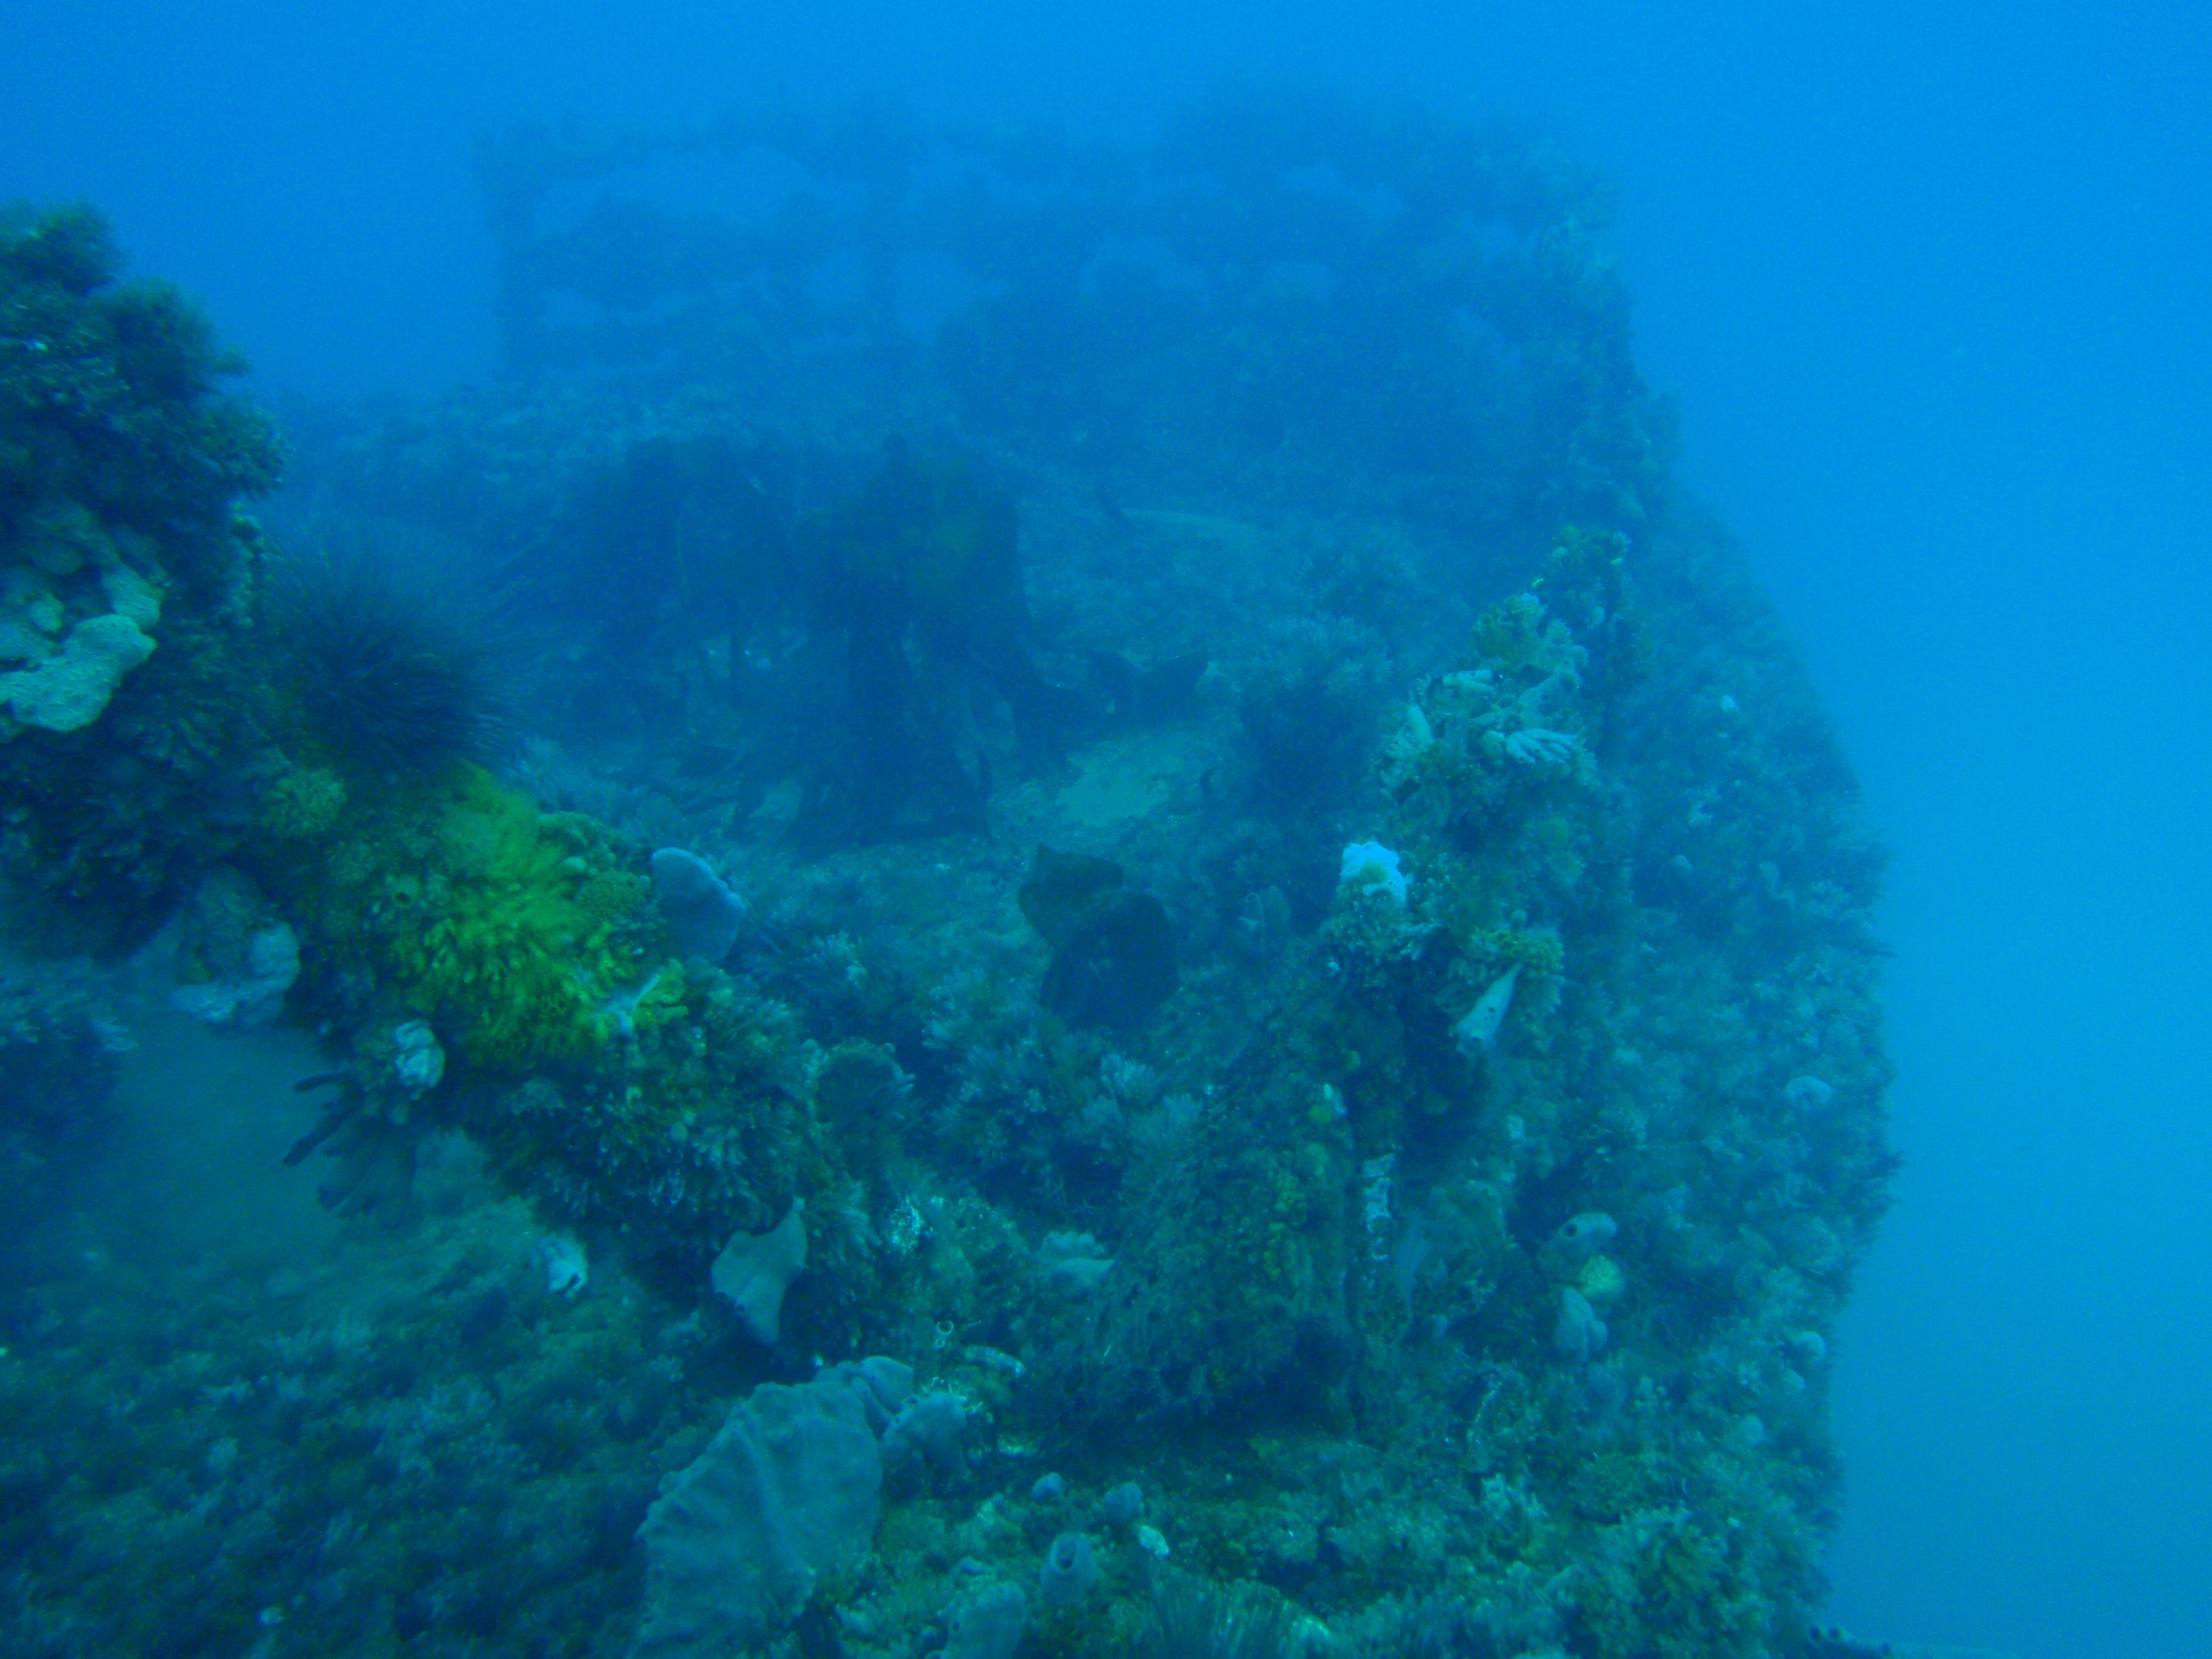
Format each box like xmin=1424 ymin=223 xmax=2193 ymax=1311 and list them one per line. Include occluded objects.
xmin=270 ymin=765 xmax=679 ymax=1074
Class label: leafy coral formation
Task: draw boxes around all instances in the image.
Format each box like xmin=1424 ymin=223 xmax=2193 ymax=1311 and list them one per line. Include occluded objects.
xmin=0 ymin=201 xmax=284 ymax=950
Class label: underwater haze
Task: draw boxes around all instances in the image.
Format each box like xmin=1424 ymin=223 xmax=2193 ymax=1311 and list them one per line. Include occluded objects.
xmin=3 ymin=4 xmax=2208 ymax=1659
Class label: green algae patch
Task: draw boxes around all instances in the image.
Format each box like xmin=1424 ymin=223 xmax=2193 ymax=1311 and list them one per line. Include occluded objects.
xmin=275 ymin=764 xmax=675 ymax=1074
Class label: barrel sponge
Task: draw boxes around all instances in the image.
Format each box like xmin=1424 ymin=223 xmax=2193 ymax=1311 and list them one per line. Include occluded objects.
xmin=631 ymin=1373 xmax=883 ymax=1659
xmin=1 ymin=611 xmax=155 ymax=733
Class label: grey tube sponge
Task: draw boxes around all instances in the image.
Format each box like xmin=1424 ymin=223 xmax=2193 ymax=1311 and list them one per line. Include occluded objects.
xmin=943 ymin=1582 xmax=1027 ymax=1659
xmin=1539 ymin=1212 xmax=1617 ymax=1279
xmin=1451 ymin=962 xmax=1522 ymax=1059
xmin=1039 ymin=1532 xmax=1098 ymax=1609
xmin=1037 ymin=1230 xmax=1114 ymax=1299
xmin=1102 ymin=1481 xmax=1145 ymax=1528
xmin=712 ymin=1202 xmax=807 ymax=1344
xmin=846 ymin=1355 xmax=914 ymax=1431
xmin=882 ymin=1390 xmax=970 ymax=1474
xmin=1552 ymin=1287 xmax=1608 ymax=1366
xmin=651 ymin=848 xmax=746 ymax=964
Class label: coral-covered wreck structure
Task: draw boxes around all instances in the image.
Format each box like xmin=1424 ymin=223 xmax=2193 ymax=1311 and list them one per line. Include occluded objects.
xmin=0 ymin=91 xmax=1892 ymax=1659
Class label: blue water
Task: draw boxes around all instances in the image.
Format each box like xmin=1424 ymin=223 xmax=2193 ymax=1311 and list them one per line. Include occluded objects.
xmin=6 ymin=5 xmax=2208 ymax=1656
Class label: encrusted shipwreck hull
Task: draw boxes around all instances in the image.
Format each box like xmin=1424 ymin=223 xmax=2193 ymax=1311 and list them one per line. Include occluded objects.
xmin=983 ymin=523 xmax=1892 ymax=1659
xmin=618 ymin=512 xmax=1892 ymax=1659
xmin=0 ymin=93 xmax=1891 ymax=1659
